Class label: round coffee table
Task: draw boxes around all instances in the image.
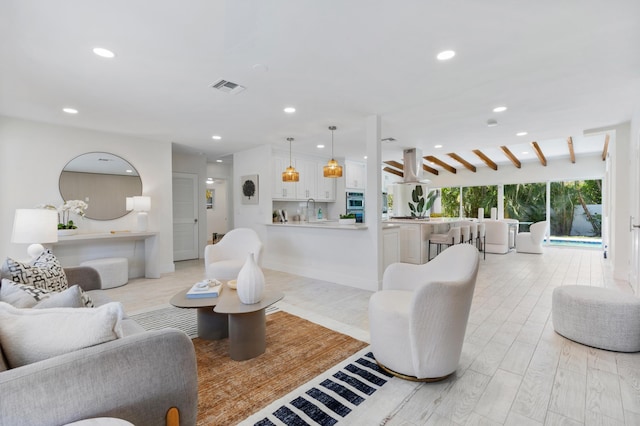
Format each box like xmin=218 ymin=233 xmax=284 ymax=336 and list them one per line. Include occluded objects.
xmin=169 ymin=289 xmax=229 ymax=340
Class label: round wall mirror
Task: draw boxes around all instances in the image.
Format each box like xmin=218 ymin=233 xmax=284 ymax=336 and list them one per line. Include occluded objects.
xmin=59 ymin=152 xmax=143 ymax=220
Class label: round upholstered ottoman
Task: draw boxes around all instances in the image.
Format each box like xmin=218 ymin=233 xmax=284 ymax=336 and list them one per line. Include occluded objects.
xmin=552 ymin=285 xmax=640 ymax=352
xmin=80 ymin=258 xmax=129 ymax=289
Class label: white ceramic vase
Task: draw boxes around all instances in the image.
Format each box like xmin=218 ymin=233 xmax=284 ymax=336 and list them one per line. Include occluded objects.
xmin=57 ymin=229 xmax=78 ymax=237
xmin=236 ymin=253 xmax=265 ymax=304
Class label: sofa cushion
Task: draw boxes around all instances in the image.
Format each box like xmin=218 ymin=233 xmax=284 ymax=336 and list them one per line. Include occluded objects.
xmin=1 ymin=249 xmax=68 ymax=292
xmin=0 ymin=301 xmax=124 ymax=368
xmin=0 ymin=279 xmax=93 ymax=308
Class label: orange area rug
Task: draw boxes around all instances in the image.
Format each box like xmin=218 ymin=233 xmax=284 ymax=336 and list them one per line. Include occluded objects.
xmin=194 ymin=310 xmax=368 ymax=426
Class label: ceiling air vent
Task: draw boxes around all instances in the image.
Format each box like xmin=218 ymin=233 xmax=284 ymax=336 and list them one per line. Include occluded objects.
xmin=210 ymin=79 xmax=246 ymax=94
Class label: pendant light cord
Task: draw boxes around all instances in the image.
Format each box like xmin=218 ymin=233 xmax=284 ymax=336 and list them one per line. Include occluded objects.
xmin=329 ymin=125 xmax=337 ymax=159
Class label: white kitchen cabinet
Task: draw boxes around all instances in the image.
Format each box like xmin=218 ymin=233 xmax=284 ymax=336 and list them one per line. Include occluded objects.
xmin=382 ymin=225 xmax=400 ymax=271
xmin=295 ymin=159 xmax=317 ymax=200
xmin=399 ymin=225 xmax=421 ymax=264
xmin=315 ymin=163 xmax=336 ymax=201
xmin=273 ymin=156 xmax=297 ymax=200
xmin=345 ymin=160 xmax=366 ymax=189
xmin=273 ymin=154 xmax=337 ymax=201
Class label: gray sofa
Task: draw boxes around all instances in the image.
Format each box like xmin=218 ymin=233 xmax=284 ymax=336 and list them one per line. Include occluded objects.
xmin=0 ymin=267 xmax=198 ymax=426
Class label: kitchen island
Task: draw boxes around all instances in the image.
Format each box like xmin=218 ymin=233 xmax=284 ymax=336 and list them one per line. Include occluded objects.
xmin=263 ymin=220 xmax=378 ymax=291
xmin=383 ymin=218 xmax=475 ymax=264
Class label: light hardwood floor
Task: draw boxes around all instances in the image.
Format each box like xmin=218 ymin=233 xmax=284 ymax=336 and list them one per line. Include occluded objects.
xmin=104 ymin=246 xmax=640 ymax=425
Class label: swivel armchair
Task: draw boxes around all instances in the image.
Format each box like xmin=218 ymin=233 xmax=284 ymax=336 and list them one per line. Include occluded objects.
xmin=204 ymin=228 xmax=263 ymax=280
xmin=369 ymin=244 xmax=479 ymax=381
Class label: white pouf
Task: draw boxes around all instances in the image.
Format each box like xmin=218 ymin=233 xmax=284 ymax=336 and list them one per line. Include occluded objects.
xmin=552 ymin=285 xmax=640 ymax=352
xmin=80 ymin=258 xmax=129 ymax=289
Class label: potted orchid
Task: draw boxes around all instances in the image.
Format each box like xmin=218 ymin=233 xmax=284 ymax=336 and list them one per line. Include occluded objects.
xmin=42 ymin=200 xmax=89 ymax=234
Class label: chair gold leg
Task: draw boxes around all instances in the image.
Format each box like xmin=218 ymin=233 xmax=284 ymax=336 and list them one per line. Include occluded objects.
xmin=166 ymin=407 xmax=180 ymax=426
xmin=376 ymin=361 xmax=453 ymax=382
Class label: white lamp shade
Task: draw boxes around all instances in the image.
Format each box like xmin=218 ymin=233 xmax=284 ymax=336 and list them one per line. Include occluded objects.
xmin=12 ymin=209 xmax=58 ymax=244
xmin=132 ymin=196 xmax=151 ymax=212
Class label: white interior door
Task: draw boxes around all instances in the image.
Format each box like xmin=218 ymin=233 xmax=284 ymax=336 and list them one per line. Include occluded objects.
xmin=173 ymin=172 xmax=199 ymax=261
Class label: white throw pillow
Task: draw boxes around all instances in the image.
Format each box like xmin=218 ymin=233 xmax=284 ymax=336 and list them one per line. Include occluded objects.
xmin=0 ymin=301 xmax=124 ymax=368
xmin=33 ymin=285 xmax=84 ymax=309
xmin=0 ymin=279 xmax=92 ymax=309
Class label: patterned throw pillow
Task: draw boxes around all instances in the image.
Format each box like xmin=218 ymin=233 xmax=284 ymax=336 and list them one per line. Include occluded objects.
xmin=2 ymin=249 xmax=68 ymax=292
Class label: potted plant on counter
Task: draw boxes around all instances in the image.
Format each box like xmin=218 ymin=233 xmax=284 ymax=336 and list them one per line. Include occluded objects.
xmin=408 ymin=186 xmax=437 ymax=219
xmin=339 ymin=213 xmax=356 ymax=225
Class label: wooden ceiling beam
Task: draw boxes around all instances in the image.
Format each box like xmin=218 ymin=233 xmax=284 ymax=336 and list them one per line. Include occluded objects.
xmin=602 ymin=134 xmax=610 ymax=161
xmin=500 ymin=146 xmax=521 ymax=169
xmin=567 ymin=137 xmax=575 ymax=163
xmin=383 ymin=160 xmax=404 ymax=170
xmin=447 ymin=153 xmax=476 ymax=172
xmin=422 ymin=163 xmax=439 ymax=175
xmin=472 ymin=149 xmax=498 ymax=170
xmin=531 ymin=141 xmax=547 ymax=166
xmin=383 ymin=166 xmax=403 ymax=178
xmin=424 ymin=155 xmax=456 ymax=174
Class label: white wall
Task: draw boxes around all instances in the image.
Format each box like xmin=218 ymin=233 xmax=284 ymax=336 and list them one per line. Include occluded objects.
xmin=609 ymin=123 xmax=632 ymax=283
xmin=0 ymin=116 xmax=175 ymax=274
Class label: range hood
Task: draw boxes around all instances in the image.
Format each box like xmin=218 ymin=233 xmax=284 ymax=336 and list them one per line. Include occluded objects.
xmin=402 ymin=148 xmax=428 ymax=183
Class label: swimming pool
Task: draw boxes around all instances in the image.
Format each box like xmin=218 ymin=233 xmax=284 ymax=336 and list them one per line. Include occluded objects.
xmin=547 ymin=237 xmax=602 ymax=248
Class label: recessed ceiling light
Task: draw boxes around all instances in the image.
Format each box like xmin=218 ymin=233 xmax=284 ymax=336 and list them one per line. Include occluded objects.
xmin=516 ymin=131 xmax=528 ymax=136
xmin=92 ymin=47 xmax=115 ymax=58
xmin=216 ymin=160 xmax=223 ymax=163
xmin=125 ymin=169 xmax=133 ymax=174
xmin=522 ymin=151 xmax=529 ymax=155
xmin=487 ymin=119 xmax=498 ymax=127
xmin=493 ymin=106 xmax=507 ymax=113
xmin=437 ymin=50 xmax=456 ymax=61
xmin=434 ymin=144 xmax=443 ymax=149
xmin=62 ymin=108 xmax=78 ymax=114
xmin=212 ymin=135 xmax=222 ymax=140
xmin=364 ymin=156 xmax=368 ymax=160
xmin=284 ymin=107 xmax=296 ymax=113
xmin=317 ymin=144 xmax=325 ymax=149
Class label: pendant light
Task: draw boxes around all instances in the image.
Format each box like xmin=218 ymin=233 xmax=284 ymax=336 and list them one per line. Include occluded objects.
xmin=323 ymin=125 xmax=343 ymax=178
xmin=282 ymin=137 xmax=299 ymax=182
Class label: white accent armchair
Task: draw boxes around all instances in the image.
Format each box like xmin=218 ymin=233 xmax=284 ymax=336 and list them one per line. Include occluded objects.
xmin=369 ymin=244 xmax=480 ymax=381
xmin=204 ymin=228 xmax=263 ymax=280
xmin=516 ymin=221 xmax=546 ymax=254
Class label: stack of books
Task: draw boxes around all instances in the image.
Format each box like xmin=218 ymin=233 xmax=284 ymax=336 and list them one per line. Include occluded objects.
xmin=186 ymin=279 xmax=223 ymax=299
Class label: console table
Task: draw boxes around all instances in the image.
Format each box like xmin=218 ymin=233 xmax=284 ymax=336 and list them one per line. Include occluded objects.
xmin=51 ymin=231 xmax=159 ymax=278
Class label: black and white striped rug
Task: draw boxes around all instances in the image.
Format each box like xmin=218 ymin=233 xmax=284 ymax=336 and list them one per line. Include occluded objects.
xmin=240 ymin=347 xmax=421 ymax=426
xmin=130 ymin=304 xmax=280 ymax=338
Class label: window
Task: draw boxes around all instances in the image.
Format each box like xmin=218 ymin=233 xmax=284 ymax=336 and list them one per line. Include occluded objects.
xmin=550 ymin=180 xmax=602 ymax=237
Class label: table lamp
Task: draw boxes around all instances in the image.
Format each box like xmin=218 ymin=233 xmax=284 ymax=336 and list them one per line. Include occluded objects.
xmin=132 ymin=196 xmax=151 ymax=232
xmin=11 ymin=209 xmax=59 ymax=259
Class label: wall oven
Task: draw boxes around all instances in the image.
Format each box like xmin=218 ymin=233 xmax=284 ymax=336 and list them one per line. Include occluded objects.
xmin=345 ymin=191 xmax=365 ymax=223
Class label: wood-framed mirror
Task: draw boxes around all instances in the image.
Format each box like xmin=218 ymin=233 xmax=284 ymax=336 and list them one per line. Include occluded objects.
xmin=59 ymin=152 xmax=143 ymax=220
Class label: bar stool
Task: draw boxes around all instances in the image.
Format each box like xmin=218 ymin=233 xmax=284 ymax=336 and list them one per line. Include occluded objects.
xmin=458 ymin=225 xmax=470 ymax=245
xmin=428 ymin=227 xmax=461 ymax=260
xmin=476 ymin=222 xmax=486 ymax=260
xmin=456 ymin=220 xmax=476 ymax=244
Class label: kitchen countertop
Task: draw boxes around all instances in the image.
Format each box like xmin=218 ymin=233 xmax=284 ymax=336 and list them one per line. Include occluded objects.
xmin=267 ymin=221 xmax=368 ymax=230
